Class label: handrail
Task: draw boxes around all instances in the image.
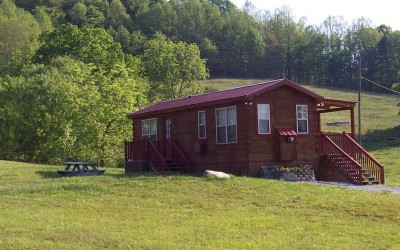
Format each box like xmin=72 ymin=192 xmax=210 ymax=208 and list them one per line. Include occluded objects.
xmin=343 ymin=133 xmax=384 ymax=184
xmin=343 ymin=133 xmax=384 ymax=168
xmin=170 ymin=140 xmax=190 ymax=173
xmin=124 ymin=141 xmax=131 ymax=162
xmin=322 ymin=135 xmax=363 ymax=169
xmin=321 ymin=134 xmax=363 ymax=184
xmin=124 ymin=140 xmax=146 ymax=161
xmin=146 ymin=140 xmax=167 ymax=171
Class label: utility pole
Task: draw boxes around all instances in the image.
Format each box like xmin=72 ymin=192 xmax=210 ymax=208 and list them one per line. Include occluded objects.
xmin=358 ymin=56 xmax=362 ymax=145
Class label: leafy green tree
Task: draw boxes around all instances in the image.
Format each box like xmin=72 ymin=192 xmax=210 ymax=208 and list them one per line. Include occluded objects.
xmin=113 ymin=25 xmax=131 ymax=53
xmin=33 ymin=24 xmax=124 ymax=69
xmin=129 ymin=30 xmax=148 ymax=55
xmin=33 ymin=7 xmax=53 ymax=33
xmin=107 ymin=0 xmax=130 ymax=28
xmin=175 ymin=0 xmax=205 ymax=43
xmin=140 ymin=1 xmax=177 ymax=38
xmin=0 ymin=56 xmax=146 ymax=165
xmin=68 ymin=2 xmax=87 ymax=26
xmin=85 ymin=4 xmax=106 ymax=28
xmin=209 ymin=0 xmax=236 ymax=13
xmin=393 ymin=72 xmax=400 ymax=114
xmin=143 ymin=33 xmax=208 ymax=100
xmin=0 ymin=0 xmax=41 ymax=75
xmin=264 ymin=6 xmax=302 ymax=79
xmin=294 ymin=25 xmax=326 ymax=84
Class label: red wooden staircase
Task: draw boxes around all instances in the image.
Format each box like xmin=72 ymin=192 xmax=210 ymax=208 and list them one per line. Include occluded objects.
xmin=320 ymin=132 xmax=384 ymax=185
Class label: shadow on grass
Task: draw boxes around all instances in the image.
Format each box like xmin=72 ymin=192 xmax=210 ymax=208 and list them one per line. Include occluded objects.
xmin=35 ymin=170 xmax=62 ymax=179
xmin=106 ymin=171 xmax=205 ymax=179
xmin=362 ymin=128 xmax=400 ymax=151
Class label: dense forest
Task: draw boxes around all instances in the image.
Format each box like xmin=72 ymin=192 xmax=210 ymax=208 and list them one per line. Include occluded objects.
xmin=0 ymin=0 xmax=399 ymax=166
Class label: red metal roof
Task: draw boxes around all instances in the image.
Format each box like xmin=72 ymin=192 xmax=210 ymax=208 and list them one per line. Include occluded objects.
xmin=276 ymin=128 xmax=297 ymax=136
xmin=128 ymin=78 xmax=323 ymax=118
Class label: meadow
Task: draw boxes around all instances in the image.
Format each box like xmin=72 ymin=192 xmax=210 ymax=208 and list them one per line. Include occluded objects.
xmin=1 ymin=79 xmax=399 ymax=249
xmin=1 ymin=161 xmax=400 ymax=249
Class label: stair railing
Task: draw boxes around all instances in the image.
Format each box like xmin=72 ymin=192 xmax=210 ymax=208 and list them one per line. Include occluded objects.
xmin=146 ymin=140 xmax=167 ymax=172
xmin=170 ymin=140 xmax=190 ymax=173
xmin=124 ymin=140 xmax=145 ymax=162
xmin=321 ymin=133 xmax=363 ymax=184
xmin=342 ymin=133 xmax=385 ymax=184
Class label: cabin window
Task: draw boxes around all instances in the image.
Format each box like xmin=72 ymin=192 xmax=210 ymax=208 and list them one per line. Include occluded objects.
xmin=296 ymin=105 xmax=308 ymax=134
xmin=198 ymin=111 xmax=206 ymax=139
xmin=142 ymin=118 xmax=157 ymax=141
xmin=216 ymin=106 xmax=237 ymax=144
xmin=257 ymin=104 xmax=270 ymax=134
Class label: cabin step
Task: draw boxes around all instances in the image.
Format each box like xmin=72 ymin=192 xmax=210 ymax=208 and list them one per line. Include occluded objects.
xmin=362 ymin=180 xmax=380 ymax=185
xmin=328 ymin=156 xmax=381 ymax=185
xmin=165 ymin=159 xmax=180 ymax=172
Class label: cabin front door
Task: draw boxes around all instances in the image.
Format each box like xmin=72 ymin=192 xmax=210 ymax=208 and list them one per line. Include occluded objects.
xmin=163 ymin=117 xmax=173 ymax=159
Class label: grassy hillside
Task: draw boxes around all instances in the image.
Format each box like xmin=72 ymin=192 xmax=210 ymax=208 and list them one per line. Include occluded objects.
xmin=1 ymin=160 xmax=400 ymax=249
xmin=206 ymin=78 xmax=400 ymax=185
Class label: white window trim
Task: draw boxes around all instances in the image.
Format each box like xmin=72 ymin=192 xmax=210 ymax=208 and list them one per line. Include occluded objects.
xmin=257 ymin=104 xmax=271 ymax=134
xmin=198 ymin=110 xmax=206 ymax=139
xmin=296 ymin=105 xmax=309 ymax=134
xmin=142 ymin=118 xmax=157 ymax=140
xmin=215 ymin=106 xmax=237 ymax=144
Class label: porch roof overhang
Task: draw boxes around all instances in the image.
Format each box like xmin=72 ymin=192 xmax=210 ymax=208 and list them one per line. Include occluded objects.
xmin=317 ymin=98 xmax=357 ymax=137
xmin=318 ymin=98 xmax=357 ymax=112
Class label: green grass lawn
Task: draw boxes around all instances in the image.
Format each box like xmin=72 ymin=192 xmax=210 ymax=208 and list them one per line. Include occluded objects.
xmin=1 ymin=160 xmax=400 ymax=249
xmin=206 ymin=78 xmax=400 ymax=186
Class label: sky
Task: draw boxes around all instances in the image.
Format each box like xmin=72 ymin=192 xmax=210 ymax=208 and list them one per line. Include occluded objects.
xmin=230 ymin=0 xmax=400 ymax=30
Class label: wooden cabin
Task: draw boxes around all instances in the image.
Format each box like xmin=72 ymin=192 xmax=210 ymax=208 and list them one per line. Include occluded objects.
xmin=124 ymin=79 xmax=384 ymax=185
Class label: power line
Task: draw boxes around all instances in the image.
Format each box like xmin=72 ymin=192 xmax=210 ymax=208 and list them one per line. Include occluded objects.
xmin=361 ymin=76 xmax=400 ymax=94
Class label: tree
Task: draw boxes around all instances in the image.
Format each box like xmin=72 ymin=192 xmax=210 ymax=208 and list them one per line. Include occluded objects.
xmin=140 ymin=1 xmax=177 ymax=38
xmin=261 ymin=6 xmax=303 ymax=79
xmin=33 ymin=7 xmax=53 ymax=33
xmin=68 ymin=2 xmax=87 ymax=26
xmin=85 ymin=4 xmax=105 ymax=28
xmin=0 ymin=0 xmax=41 ymax=75
xmin=108 ymin=0 xmax=130 ymax=28
xmin=143 ymin=33 xmax=208 ymax=100
xmin=393 ymin=72 xmax=400 ymax=115
xmin=0 ymin=56 xmax=146 ymax=165
xmin=33 ymin=24 xmax=124 ymax=69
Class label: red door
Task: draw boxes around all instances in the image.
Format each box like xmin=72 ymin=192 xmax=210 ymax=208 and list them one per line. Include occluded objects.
xmin=163 ymin=118 xmax=173 ymax=159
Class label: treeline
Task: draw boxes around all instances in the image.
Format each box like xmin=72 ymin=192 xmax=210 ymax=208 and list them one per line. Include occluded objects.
xmin=9 ymin=0 xmax=400 ymax=91
xmin=1 ymin=0 xmax=399 ymax=165
xmin=0 ymin=0 xmax=207 ymax=165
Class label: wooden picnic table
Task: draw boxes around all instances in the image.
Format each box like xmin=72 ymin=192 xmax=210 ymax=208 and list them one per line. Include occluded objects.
xmin=58 ymin=162 xmax=105 ymax=176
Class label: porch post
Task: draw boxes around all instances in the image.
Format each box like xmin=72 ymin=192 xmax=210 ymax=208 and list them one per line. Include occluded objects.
xmin=350 ymin=106 xmax=355 ymax=139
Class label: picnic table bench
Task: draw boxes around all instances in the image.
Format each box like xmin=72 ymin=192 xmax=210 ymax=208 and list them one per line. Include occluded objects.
xmin=58 ymin=162 xmax=105 ymax=176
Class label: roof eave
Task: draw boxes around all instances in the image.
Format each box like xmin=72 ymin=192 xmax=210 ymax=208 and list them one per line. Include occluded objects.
xmin=127 ymin=96 xmax=247 ymax=119
xmin=246 ymin=78 xmax=324 ymax=101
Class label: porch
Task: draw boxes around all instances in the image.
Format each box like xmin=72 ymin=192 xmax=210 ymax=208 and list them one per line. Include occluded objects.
xmin=317 ymin=98 xmax=384 ymax=185
xmin=124 ymin=139 xmax=190 ymax=173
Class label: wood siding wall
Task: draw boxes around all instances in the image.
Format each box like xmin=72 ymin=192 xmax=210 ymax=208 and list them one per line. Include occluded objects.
xmin=246 ymin=85 xmax=320 ymax=173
